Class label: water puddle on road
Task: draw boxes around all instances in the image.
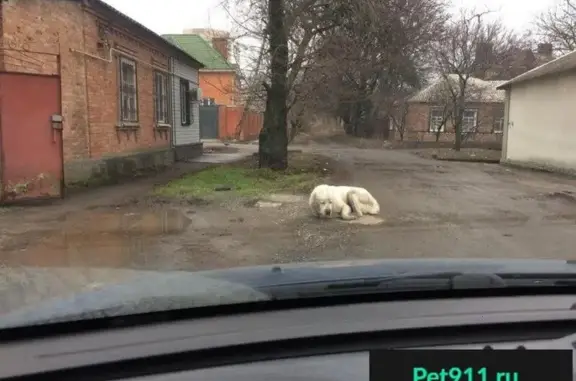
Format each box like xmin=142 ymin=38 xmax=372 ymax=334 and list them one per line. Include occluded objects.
xmin=0 ymin=208 xmax=192 ymax=269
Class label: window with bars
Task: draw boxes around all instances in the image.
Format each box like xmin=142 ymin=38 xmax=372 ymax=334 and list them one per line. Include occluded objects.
xmin=154 ymin=72 xmax=169 ymax=124
xmin=119 ymin=57 xmax=138 ymax=123
xmin=180 ymin=79 xmax=192 ymax=126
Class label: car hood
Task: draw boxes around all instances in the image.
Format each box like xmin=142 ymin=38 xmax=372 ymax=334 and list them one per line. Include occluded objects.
xmin=2 ymin=258 xmax=576 ymax=329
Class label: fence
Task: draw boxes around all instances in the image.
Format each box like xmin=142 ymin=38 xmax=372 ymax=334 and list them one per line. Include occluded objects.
xmin=218 ymin=105 xmax=263 ymax=141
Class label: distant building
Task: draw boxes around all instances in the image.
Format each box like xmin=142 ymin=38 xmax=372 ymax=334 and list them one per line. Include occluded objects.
xmin=164 ymin=32 xmax=238 ymax=106
xmin=393 ymin=43 xmax=555 ymax=147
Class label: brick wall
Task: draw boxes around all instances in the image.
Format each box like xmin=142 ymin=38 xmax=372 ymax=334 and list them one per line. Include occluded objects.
xmin=401 ymin=102 xmax=504 ymax=145
xmin=81 ymin=6 xmax=172 ymax=158
xmin=199 ymin=71 xmax=237 ymax=105
xmin=2 ymin=0 xmax=89 ymax=162
xmin=1 ymin=0 xmax=173 ymax=164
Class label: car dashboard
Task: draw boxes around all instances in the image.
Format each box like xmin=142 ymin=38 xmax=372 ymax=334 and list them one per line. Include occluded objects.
xmin=2 ymin=294 xmax=576 ymax=380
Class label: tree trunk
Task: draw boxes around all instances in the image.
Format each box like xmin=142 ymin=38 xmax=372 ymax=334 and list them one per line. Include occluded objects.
xmin=259 ymin=0 xmax=289 ymax=170
xmin=454 ymin=126 xmax=462 ymax=151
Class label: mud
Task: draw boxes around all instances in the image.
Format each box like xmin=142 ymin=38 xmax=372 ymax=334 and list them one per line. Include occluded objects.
xmin=4 ymin=141 xmax=576 ymax=315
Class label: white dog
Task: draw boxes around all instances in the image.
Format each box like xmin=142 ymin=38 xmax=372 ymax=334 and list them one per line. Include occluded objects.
xmin=308 ymin=184 xmax=380 ymax=220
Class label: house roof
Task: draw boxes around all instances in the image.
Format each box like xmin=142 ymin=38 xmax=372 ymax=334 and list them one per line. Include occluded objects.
xmin=162 ymin=34 xmax=235 ymax=71
xmin=497 ymin=50 xmax=575 ymax=89
xmin=409 ymin=74 xmax=506 ymax=103
xmin=85 ymin=0 xmax=204 ymax=68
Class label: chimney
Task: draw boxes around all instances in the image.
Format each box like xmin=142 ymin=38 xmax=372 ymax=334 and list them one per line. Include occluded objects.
xmin=537 ymin=43 xmax=553 ymax=58
xmin=212 ymin=37 xmax=229 ymax=60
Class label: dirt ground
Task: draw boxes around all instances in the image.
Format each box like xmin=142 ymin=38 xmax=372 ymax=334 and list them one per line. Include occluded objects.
xmin=4 ymin=139 xmax=576 ymax=313
xmin=412 ymin=148 xmax=502 ymax=163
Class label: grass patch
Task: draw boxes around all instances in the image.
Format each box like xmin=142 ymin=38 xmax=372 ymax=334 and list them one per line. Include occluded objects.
xmin=154 ymin=153 xmax=335 ymax=199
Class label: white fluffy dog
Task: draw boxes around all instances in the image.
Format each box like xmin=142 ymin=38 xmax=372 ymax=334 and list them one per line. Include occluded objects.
xmin=308 ymin=184 xmax=380 ymax=220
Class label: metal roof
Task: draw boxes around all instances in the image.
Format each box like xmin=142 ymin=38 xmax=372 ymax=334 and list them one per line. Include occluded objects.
xmin=162 ymin=34 xmax=235 ymax=71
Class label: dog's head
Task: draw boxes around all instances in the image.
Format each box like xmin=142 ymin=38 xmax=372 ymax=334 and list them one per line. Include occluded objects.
xmin=317 ymin=199 xmax=333 ymax=218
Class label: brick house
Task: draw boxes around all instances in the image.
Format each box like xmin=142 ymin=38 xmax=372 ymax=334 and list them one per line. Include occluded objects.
xmin=0 ymin=0 xmax=204 ymax=201
xmin=165 ymin=31 xmax=238 ymax=106
xmin=393 ymin=43 xmax=554 ymax=146
xmin=399 ymin=75 xmax=506 ymax=145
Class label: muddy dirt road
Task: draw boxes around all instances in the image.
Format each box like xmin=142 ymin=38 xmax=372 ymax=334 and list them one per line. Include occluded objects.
xmin=3 ymin=142 xmax=576 ymax=313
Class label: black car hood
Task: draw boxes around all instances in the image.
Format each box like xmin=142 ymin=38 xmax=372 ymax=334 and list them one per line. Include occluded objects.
xmin=2 ymin=258 xmax=576 ymax=329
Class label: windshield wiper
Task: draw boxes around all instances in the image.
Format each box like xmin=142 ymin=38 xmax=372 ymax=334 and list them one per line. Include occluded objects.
xmin=265 ymin=272 xmax=508 ymax=299
xmin=263 ymin=272 xmax=576 ymax=300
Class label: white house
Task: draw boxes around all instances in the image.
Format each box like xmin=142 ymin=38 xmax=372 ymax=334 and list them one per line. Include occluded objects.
xmin=169 ymin=57 xmax=203 ymax=161
xmin=497 ymin=51 xmax=576 ymax=172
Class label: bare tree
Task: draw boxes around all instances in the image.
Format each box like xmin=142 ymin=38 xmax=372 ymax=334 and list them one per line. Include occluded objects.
xmin=431 ymin=9 xmax=528 ymax=151
xmin=298 ymin=0 xmax=448 ymax=137
xmin=224 ymin=0 xmax=344 ymax=167
xmin=535 ymin=0 xmax=576 ymax=54
xmin=257 ymin=0 xmax=290 ymax=169
xmin=388 ymin=99 xmax=409 ymax=141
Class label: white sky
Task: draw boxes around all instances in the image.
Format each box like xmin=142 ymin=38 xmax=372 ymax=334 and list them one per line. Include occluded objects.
xmin=102 ymin=0 xmax=559 ymax=36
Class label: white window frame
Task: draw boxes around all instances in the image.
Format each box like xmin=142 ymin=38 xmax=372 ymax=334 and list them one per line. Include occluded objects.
xmin=493 ymin=116 xmax=504 ymax=134
xmin=119 ymin=57 xmax=138 ymax=123
xmin=461 ymin=108 xmax=478 ymax=134
xmin=154 ymin=71 xmax=170 ymax=125
xmin=429 ymin=107 xmax=446 ymax=133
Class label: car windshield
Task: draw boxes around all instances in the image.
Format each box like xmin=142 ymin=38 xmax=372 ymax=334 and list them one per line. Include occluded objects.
xmin=0 ymin=0 xmax=572 ymax=329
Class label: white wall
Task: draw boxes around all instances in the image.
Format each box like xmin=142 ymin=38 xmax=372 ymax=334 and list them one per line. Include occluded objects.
xmin=171 ymin=59 xmax=200 ymax=146
xmin=506 ymin=72 xmax=576 ymax=170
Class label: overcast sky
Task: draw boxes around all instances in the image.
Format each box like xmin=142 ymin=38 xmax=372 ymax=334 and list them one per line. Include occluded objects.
xmin=102 ymin=0 xmax=558 ymax=37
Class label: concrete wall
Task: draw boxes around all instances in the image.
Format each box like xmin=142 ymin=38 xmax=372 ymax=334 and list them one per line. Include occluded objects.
xmin=64 ymin=148 xmax=174 ymax=188
xmin=504 ymin=73 xmax=576 ymax=172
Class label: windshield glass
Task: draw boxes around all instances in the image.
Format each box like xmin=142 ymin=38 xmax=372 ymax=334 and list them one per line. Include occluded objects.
xmin=0 ymin=0 xmax=571 ymax=329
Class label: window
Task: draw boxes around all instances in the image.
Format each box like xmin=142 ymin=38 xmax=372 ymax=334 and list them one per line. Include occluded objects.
xmin=461 ymin=109 xmax=477 ymax=134
xmin=493 ymin=108 xmax=505 ymax=134
xmin=180 ymin=80 xmax=192 ymax=126
xmin=493 ymin=117 xmax=504 ymax=133
xmin=119 ymin=57 xmax=138 ymax=123
xmin=154 ymin=72 xmax=169 ymax=125
xmin=429 ymin=107 xmax=446 ymax=132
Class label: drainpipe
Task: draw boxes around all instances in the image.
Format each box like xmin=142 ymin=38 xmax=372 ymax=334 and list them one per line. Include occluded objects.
xmin=170 ymin=56 xmax=177 ymax=148
xmin=501 ymin=88 xmax=511 ymax=162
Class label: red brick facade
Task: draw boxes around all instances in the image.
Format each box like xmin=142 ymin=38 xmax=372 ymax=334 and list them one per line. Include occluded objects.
xmin=399 ymin=102 xmax=504 ymax=145
xmin=1 ymin=0 xmax=189 ymax=163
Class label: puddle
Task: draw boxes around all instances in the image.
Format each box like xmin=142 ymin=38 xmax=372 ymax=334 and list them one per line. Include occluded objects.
xmin=0 ymin=209 xmax=192 ymax=268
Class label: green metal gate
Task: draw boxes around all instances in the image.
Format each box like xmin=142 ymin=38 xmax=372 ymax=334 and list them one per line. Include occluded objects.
xmin=199 ymin=103 xmax=219 ymax=139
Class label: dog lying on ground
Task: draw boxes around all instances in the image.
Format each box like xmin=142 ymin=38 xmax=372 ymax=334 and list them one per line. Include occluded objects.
xmin=308 ymin=184 xmax=380 ymax=220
